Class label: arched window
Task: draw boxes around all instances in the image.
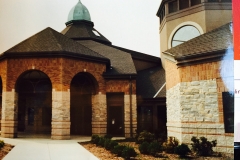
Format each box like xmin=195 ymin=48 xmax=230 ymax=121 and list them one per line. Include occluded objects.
xmin=171 ymin=25 xmax=200 ymax=47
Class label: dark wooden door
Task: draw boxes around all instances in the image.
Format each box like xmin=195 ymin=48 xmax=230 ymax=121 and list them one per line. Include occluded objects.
xmin=70 ymin=94 xmax=92 ymax=135
xmin=107 ymin=93 xmax=124 ymax=136
xmin=107 ymin=106 xmax=124 ymax=136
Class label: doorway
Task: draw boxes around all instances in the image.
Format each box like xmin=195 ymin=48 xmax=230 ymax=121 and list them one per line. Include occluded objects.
xmin=16 ymin=70 xmax=52 ymax=134
xmin=107 ymin=93 xmax=124 ymax=136
xmin=70 ymin=72 xmax=97 ymax=135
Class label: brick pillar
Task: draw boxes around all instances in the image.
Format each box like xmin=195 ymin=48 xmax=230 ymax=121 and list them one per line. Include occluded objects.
xmin=92 ymin=94 xmax=107 ymax=136
xmin=124 ymin=94 xmax=137 ymax=138
xmin=51 ymin=90 xmax=70 ymax=140
xmin=1 ymin=90 xmax=18 ymax=138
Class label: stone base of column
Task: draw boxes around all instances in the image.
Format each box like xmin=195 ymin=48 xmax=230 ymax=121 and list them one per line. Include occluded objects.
xmin=92 ymin=121 xmax=107 ymax=136
xmin=1 ymin=120 xmax=18 ymax=138
xmin=51 ymin=121 xmax=70 ymax=140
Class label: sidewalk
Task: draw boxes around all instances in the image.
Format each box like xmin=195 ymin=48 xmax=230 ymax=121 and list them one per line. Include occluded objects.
xmin=1 ymin=135 xmax=99 ymax=160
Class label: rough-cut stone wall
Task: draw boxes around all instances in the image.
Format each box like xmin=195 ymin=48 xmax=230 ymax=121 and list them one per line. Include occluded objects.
xmin=124 ymin=95 xmax=137 ymax=138
xmin=92 ymin=94 xmax=107 ymax=136
xmin=51 ymin=90 xmax=70 ymax=140
xmin=167 ymin=79 xmax=232 ymax=153
xmin=165 ymin=59 xmax=233 ymax=153
xmin=1 ymin=90 xmax=18 ymax=138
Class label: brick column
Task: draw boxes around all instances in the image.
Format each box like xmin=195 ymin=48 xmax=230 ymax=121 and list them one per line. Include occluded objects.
xmin=92 ymin=94 xmax=107 ymax=136
xmin=124 ymin=94 xmax=137 ymax=138
xmin=1 ymin=90 xmax=18 ymax=138
xmin=51 ymin=90 xmax=70 ymax=140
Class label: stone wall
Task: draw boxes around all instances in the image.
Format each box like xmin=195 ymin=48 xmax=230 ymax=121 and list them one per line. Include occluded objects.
xmin=124 ymin=95 xmax=137 ymax=138
xmin=1 ymin=90 xmax=18 ymax=138
xmin=167 ymin=80 xmax=233 ymax=153
xmin=165 ymin=58 xmax=234 ymax=153
xmin=92 ymin=94 xmax=107 ymax=136
xmin=51 ymin=90 xmax=70 ymax=140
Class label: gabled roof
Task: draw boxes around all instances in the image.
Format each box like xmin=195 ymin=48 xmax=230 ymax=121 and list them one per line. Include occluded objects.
xmin=62 ymin=20 xmax=111 ymax=45
xmin=2 ymin=27 xmax=109 ymax=63
xmin=78 ymin=40 xmax=137 ymax=76
xmin=163 ymin=22 xmax=233 ymax=60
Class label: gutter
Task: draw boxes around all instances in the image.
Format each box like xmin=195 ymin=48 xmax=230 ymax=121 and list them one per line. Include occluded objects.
xmin=153 ymin=82 xmax=166 ymax=98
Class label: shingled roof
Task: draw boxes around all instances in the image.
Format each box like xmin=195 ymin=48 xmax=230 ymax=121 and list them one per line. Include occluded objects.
xmin=163 ymin=22 xmax=233 ymax=60
xmin=78 ymin=40 xmax=137 ymax=76
xmin=62 ymin=20 xmax=111 ymax=45
xmin=2 ymin=27 xmax=109 ymax=63
xmin=136 ymin=66 xmax=166 ymax=98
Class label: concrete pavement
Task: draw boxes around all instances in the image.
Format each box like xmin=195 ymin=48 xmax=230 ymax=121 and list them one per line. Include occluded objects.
xmin=1 ymin=134 xmax=99 ymax=160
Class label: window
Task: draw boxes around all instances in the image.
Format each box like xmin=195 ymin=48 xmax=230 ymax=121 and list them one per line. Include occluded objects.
xmin=221 ymin=0 xmax=231 ymax=2
xmin=180 ymin=0 xmax=189 ymax=10
xmin=208 ymin=0 xmax=219 ymax=2
xmin=222 ymin=92 xmax=234 ymax=133
xmin=191 ymin=0 xmax=201 ymax=6
xmin=169 ymin=0 xmax=178 ymax=13
xmin=171 ymin=25 xmax=200 ymax=47
xmin=160 ymin=7 xmax=165 ymax=23
xmin=92 ymin=30 xmax=100 ymax=37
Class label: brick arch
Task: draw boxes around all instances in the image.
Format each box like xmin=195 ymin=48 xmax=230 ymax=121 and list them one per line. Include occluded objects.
xmin=61 ymin=58 xmax=106 ymax=93
xmin=14 ymin=69 xmax=52 ymax=92
xmin=70 ymin=72 xmax=99 ymax=94
xmin=6 ymin=58 xmax=62 ymax=91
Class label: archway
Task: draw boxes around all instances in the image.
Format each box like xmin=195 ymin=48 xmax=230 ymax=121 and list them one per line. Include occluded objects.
xmin=16 ymin=70 xmax=52 ymax=134
xmin=70 ymin=72 xmax=97 ymax=135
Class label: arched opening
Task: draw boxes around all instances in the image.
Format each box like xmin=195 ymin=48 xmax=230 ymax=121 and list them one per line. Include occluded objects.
xmin=16 ymin=70 xmax=52 ymax=134
xmin=70 ymin=72 xmax=97 ymax=135
xmin=0 ymin=77 xmax=2 ymax=129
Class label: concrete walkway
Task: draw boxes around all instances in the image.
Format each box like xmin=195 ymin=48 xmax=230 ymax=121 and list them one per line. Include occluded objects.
xmin=1 ymin=134 xmax=99 ymax=160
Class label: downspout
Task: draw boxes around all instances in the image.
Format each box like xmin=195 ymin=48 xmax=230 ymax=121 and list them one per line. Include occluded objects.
xmin=129 ymin=75 xmax=133 ymax=138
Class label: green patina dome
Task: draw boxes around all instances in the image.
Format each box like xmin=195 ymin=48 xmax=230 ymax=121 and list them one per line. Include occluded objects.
xmin=67 ymin=0 xmax=91 ymax=22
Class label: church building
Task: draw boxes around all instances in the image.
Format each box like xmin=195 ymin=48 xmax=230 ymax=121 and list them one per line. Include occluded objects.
xmin=0 ymin=1 xmax=166 ymax=139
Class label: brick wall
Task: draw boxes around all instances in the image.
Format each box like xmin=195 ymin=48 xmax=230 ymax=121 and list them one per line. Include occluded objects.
xmin=165 ymin=60 xmax=180 ymax=90
xmin=106 ymin=80 xmax=136 ymax=95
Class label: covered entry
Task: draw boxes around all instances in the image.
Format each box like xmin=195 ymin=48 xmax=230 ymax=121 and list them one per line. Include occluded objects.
xmin=70 ymin=72 xmax=97 ymax=135
xmin=16 ymin=70 xmax=52 ymax=134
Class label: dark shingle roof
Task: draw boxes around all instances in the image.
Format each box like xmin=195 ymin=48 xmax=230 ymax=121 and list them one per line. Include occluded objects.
xmin=136 ymin=66 xmax=166 ymax=98
xmin=2 ymin=27 xmax=109 ymax=62
xmin=62 ymin=20 xmax=111 ymax=45
xmin=164 ymin=23 xmax=233 ymax=59
xmin=78 ymin=40 xmax=137 ymax=75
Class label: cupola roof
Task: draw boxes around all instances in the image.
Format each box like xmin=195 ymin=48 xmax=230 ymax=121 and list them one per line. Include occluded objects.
xmin=67 ymin=0 xmax=91 ymax=22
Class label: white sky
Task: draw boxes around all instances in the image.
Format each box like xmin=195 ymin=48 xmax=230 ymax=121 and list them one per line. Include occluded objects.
xmin=0 ymin=0 xmax=162 ymax=57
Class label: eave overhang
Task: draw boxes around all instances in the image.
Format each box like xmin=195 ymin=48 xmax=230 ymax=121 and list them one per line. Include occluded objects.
xmin=163 ymin=48 xmax=233 ymax=67
xmin=102 ymin=73 xmax=137 ymax=80
xmin=0 ymin=51 xmax=111 ymax=67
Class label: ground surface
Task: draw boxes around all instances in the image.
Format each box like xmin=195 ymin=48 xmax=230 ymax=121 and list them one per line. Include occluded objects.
xmin=80 ymin=141 xmax=233 ymax=160
xmin=0 ymin=143 xmax=14 ymax=159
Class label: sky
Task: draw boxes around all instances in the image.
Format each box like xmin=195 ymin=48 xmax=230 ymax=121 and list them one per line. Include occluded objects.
xmin=0 ymin=0 xmax=162 ymax=57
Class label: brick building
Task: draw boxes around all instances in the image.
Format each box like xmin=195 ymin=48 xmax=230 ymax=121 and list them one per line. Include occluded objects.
xmin=157 ymin=0 xmax=233 ymax=153
xmin=0 ymin=1 xmax=166 ymax=139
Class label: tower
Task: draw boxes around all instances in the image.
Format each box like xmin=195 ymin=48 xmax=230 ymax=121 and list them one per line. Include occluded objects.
xmin=157 ymin=0 xmax=232 ymax=68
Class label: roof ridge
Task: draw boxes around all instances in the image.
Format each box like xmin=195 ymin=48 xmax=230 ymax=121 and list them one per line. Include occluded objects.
xmin=4 ymin=27 xmax=54 ymax=53
xmin=47 ymin=28 xmax=64 ymax=51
